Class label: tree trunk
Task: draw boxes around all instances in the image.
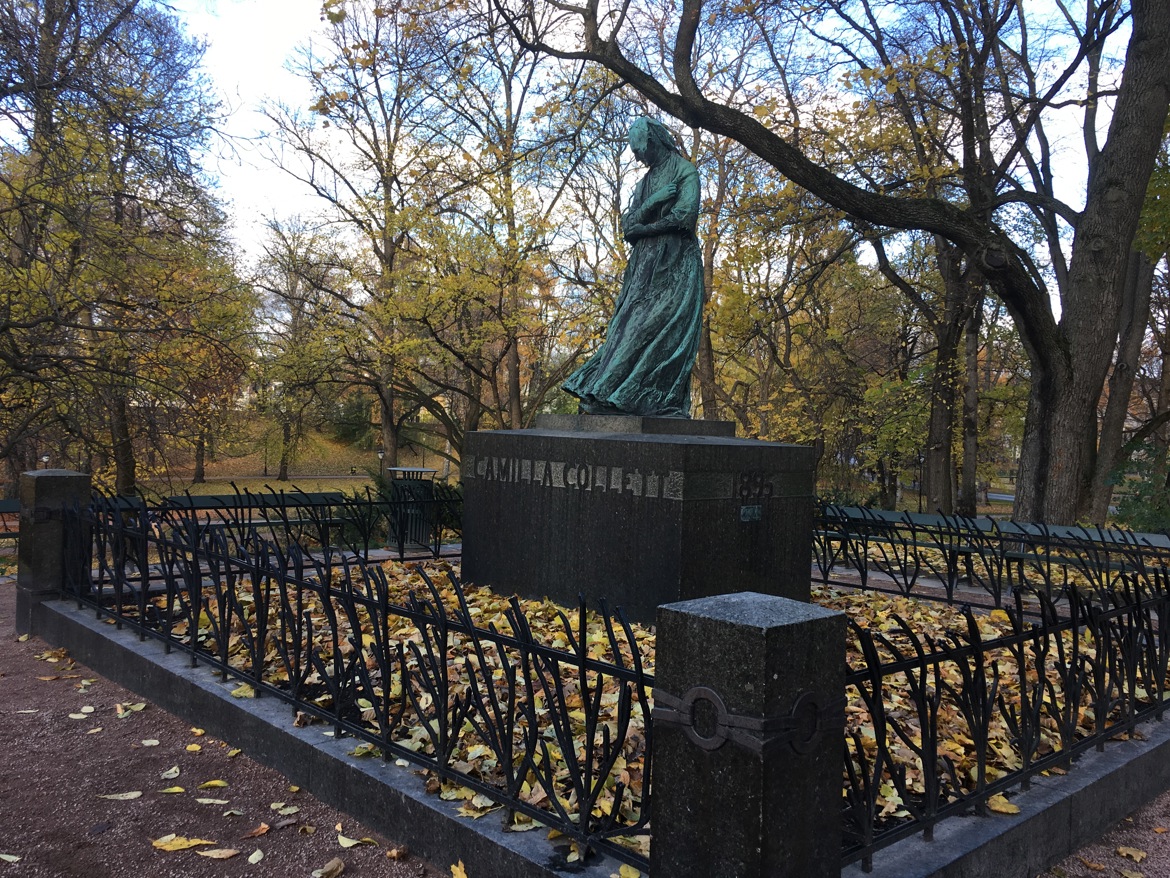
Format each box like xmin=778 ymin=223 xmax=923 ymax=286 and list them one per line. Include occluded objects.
xmin=193 ymin=433 xmax=206 ymax=484
xmin=958 ymin=299 xmax=983 ymax=516
xmin=924 ymin=244 xmax=981 ymax=514
xmin=506 ymin=342 xmax=523 ymax=429
xmin=110 ymin=389 xmax=136 ymax=495
xmin=1012 ymin=0 xmax=1170 ymax=523
xmin=1154 ymin=344 xmax=1170 ymax=464
xmin=695 ymin=138 xmax=726 ymax=419
xmin=378 ymin=382 xmax=399 ymax=469
xmin=695 ymin=316 xmax=718 ymax=418
xmin=1086 ymin=251 xmax=1155 ymax=523
xmin=278 ymin=419 xmax=292 ymax=482
xmin=924 ymin=322 xmax=962 ymax=513
xmin=876 ymin=459 xmax=899 ymax=510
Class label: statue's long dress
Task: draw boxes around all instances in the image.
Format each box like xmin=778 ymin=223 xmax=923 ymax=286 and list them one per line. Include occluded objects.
xmin=563 ymin=152 xmax=704 ymax=418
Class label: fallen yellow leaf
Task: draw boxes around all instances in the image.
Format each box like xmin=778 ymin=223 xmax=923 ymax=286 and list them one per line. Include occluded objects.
xmin=231 ymin=683 xmax=256 ymax=698
xmin=247 ymin=849 xmax=263 ymax=864
xmin=196 ymin=849 xmax=240 ymax=860
xmin=1080 ymin=858 xmax=1106 ymax=872
xmin=159 ymin=786 xmax=185 ymax=794
xmin=160 ymin=765 xmax=180 ymax=780
xmin=97 ymin=791 xmax=142 ymax=801
xmin=197 ymin=780 xmax=228 ymax=789
xmin=986 ymin=794 xmax=1020 ymax=815
xmin=451 ymin=861 xmax=468 ymax=878
xmin=152 ymin=834 xmax=217 ymax=851
xmin=1119 ymin=846 xmax=1147 ymax=863
xmin=190 ymin=727 xmax=205 ymax=736
xmin=1119 ymin=869 xmax=1143 ymax=878
xmin=186 ymin=744 xmax=201 ymax=752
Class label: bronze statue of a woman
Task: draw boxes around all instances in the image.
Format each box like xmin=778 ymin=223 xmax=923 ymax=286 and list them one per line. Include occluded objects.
xmin=563 ymin=117 xmax=704 ymax=418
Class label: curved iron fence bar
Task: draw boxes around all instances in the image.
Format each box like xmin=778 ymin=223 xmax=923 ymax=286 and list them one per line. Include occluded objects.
xmin=814 ymin=502 xmax=1170 ymax=614
xmin=840 ymin=572 xmax=1170 ymax=869
xmin=66 ymin=494 xmax=652 ymax=869
xmin=64 ymin=493 xmax=1170 ymax=872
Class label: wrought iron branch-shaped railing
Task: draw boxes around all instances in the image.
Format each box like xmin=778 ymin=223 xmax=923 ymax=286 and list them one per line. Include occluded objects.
xmin=815 ymin=503 xmax=1170 ymax=612
xmin=64 ymin=494 xmax=651 ymax=869
xmin=841 ymin=573 xmax=1170 ymax=870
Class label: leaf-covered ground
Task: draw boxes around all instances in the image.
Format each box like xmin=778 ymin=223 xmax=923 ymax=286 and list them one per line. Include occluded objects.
xmin=147 ymin=555 xmax=1170 ymax=850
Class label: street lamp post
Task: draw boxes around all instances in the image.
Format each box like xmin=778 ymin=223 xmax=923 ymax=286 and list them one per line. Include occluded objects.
xmin=376 ymin=446 xmax=385 ymax=480
xmin=40 ymin=454 xmax=50 ymax=470
xmin=916 ymin=453 xmax=924 ymax=514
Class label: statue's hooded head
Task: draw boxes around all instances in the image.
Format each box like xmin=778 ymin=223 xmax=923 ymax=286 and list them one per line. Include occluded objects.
xmin=628 ymin=117 xmax=679 ymax=161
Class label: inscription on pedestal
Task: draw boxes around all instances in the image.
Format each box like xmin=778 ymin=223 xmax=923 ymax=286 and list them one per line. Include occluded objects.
xmin=464 ymin=453 xmax=685 ymax=499
xmin=461 ymin=425 xmax=816 ymax=624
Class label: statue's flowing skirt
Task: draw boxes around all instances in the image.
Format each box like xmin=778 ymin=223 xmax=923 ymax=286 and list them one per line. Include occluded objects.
xmin=564 ymin=231 xmax=704 ymax=417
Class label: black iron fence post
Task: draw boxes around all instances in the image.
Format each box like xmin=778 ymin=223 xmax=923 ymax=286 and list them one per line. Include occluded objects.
xmin=650 ymin=592 xmax=847 ymax=877
xmin=15 ymin=469 xmax=91 ymax=634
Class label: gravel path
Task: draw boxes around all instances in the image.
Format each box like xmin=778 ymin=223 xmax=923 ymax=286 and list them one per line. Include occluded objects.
xmin=0 ymin=579 xmax=444 ymax=878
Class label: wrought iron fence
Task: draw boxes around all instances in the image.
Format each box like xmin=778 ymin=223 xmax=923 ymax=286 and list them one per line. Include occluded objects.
xmin=840 ymin=573 xmax=1170 ymax=870
xmin=54 ymin=491 xmax=1170 ymax=873
xmin=63 ymin=493 xmax=652 ymax=869
xmin=815 ymin=503 xmax=1170 ymax=611
xmin=152 ymin=483 xmax=463 ymax=561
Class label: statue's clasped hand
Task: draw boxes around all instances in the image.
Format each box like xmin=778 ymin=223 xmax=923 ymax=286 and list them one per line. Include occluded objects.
xmin=646 ymin=182 xmax=677 ymax=208
xmin=624 ymin=222 xmax=654 ymax=242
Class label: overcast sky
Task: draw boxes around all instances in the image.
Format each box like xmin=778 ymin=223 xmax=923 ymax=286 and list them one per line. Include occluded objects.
xmin=171 ymin=0 xmax=325 ymax=259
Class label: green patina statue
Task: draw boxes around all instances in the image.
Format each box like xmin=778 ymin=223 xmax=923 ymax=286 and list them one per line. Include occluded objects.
xmin=563 ymin=117 xmax=704 ymax=418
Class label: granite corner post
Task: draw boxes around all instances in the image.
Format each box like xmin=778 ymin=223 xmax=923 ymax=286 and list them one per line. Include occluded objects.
xmin=650 ymin=592 xmax=847 ymax=878
xmin=15 ymin=469 xmax=91 ymax=635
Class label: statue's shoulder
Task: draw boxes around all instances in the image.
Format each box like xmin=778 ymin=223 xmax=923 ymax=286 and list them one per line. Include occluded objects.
xmin=670 ymin=152 xmax=699 ymax=180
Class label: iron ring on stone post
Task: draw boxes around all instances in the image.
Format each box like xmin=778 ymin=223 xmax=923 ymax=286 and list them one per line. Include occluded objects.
xmin=676 ymin=685 xmax=731 ymax=750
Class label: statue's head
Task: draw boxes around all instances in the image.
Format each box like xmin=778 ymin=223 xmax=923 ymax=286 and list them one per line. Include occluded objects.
xmin=628 ymin=117 xmax=679 ymax=163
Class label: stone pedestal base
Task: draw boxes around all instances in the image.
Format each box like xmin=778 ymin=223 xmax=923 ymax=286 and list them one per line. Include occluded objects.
xmin=461 ymin=416 xmax=815 ymax=624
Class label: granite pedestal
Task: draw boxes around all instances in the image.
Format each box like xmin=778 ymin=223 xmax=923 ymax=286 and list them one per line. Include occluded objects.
xmin=461 ymin=415 xmax=816 ymax=624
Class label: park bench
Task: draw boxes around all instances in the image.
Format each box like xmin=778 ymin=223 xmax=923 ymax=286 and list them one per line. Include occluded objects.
xmin=0 ymin=498 xmax=18 ymax=553
xmin=158 ymin=486 xmax=456 ymax=560
xmin=817 ymin=503 xmax=1170 ymax=605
